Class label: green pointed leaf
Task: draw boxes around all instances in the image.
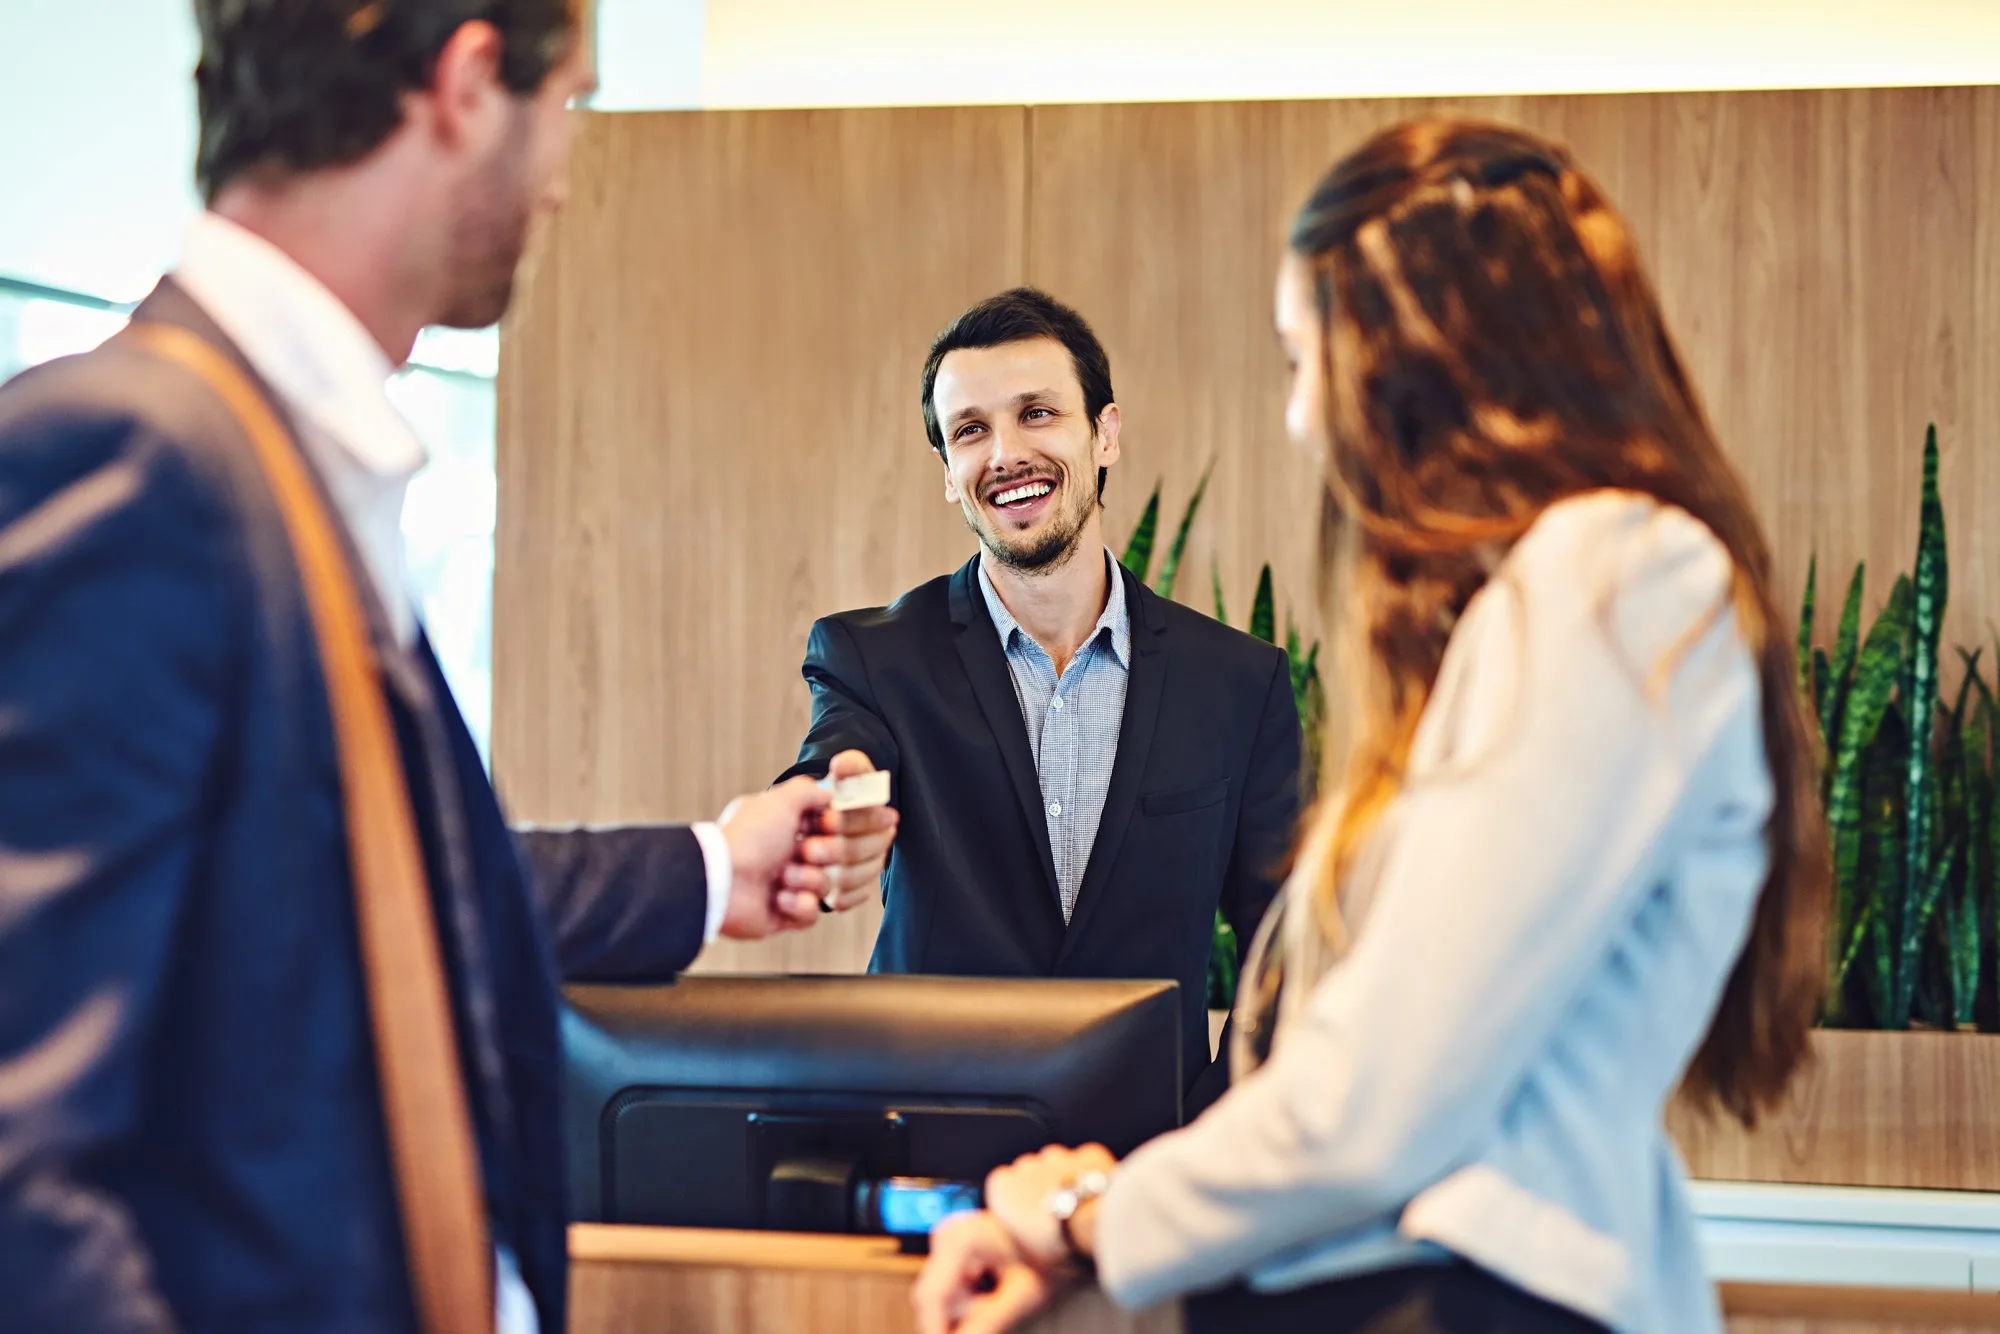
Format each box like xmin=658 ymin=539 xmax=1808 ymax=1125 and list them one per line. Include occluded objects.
xmin=1986 ymin=699 xmax=2000 ymax=1027
xmin=1812 ymin=648 xmax=1833 ymax=753
xmin=1950 ymin=707 xmax=1988 ymax=1026
xmin=1285 ymin=619 xmax=1324 ymax=740
xmin=1154 ymin=459 xmax=1214 ymax=601
xmin=1834 ymin=897 xmax=1874 ymax=995
xmin=1967 ymin=649 xmax=1997 ymax=715
xmin=1952 ymin=649 xmax=1983 ymax=738
xmin=1942 ymin=712 xmax=1968 ymax=854
xmin=1298 ymin=649 xmax=1326 ymax=796
xmin=1959 ymin=647 xmax=1990 ymax=708
xmin=1822 ymin=563 xmax=1866 ymax=756
xmin=1860 ymin=704 xmax=1907 ymax=1026
xmin=1825 ymin=574 xmax=1914 ymax=1016
xmin=1206 ymin=909 xmax=1239 ymax=1009
xmin=1120 ymin=483 xmax=1161 ymax=584
xmin=1797 ymin=553 xmax=1818 ymax=700
xmin=1903 ymin=426 xmax=1947 ymax=977
xmin=1897 ymin=838 xmax=1958 ymax=1028
xmin=1249 ymin=564 xmax=1276 ymax=645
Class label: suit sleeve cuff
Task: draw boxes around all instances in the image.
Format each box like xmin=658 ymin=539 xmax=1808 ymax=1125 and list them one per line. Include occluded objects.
xmin=692 ymin=821 xmax=732 ymax=944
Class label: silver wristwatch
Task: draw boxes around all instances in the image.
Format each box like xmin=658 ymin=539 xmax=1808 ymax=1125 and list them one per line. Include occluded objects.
xmin=1045 ymin=1169 xmax=1112 ymax=1262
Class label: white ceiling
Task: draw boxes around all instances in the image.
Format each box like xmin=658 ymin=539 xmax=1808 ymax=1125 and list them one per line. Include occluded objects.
xmin=0 ymin=0 xmax=200 ymax=302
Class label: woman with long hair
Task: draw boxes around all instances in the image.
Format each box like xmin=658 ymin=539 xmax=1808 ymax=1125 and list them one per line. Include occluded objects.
xmin=912 ymin=118 xmax=1829 ymax=1334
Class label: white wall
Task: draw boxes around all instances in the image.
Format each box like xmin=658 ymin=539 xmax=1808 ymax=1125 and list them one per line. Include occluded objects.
xmin=7 ymin=0 xmax=2000 ymax=294
xmin=699 ymin=0 xmax=2000 ymax=108
xmin=0 ymin=0 xmax=705 ymax=297
xmin=0 ymin=0 xmax=199 ymax=301
xmin=596 ymin=0 xmax=708 ymax=109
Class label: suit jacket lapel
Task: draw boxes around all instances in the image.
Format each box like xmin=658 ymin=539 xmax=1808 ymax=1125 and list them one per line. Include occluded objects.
xmin=1058 ymin=567 xmax=1167 ymax=962
xmin=947 ymin=559 xmax=1063 ymax=914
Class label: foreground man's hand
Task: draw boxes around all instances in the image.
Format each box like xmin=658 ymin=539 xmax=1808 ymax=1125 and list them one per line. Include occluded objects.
xmin=912 ymin=1210 xmax=1066 ymax=1334
xmin=785 ymin=748 xmax=901 ymax=913
xmin=716 ymin=776 xmax=833 ymax=937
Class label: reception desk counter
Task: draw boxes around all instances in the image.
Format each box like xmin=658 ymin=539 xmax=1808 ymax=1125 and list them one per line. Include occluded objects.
xmin=569 ymin=1223 xmax=1179 ymax=1334
xmin=568 ymin=1224 xmax=2000 ymax=1333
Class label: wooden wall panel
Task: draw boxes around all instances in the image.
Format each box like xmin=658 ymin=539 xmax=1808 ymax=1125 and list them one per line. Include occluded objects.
xmin=498 ymin=88 xmax=2000 ymax=979
xmin=1024 ymin=101 xmax=1345 ymax=658
xmin=1029 ymin=88 xmax=2000 ymax=690
xmin=496 ymin=107 xmax=1026 ymax=973
xmin=1722 ymin=1283 xmax=2000 ymax=1333
xmin=1669 ymin=1030 xmax=2000 ymax=1191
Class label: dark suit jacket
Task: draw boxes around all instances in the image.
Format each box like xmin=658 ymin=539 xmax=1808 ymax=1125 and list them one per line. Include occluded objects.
xmin=0 ymin=282 xmax=708 ymax=1334
xmin=782 ymin=558 xmax=1302 ymax=1103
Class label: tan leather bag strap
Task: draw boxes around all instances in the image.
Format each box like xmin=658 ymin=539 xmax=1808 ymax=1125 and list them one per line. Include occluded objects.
xmin=130 ymin=322 xmax=494 ymax=1334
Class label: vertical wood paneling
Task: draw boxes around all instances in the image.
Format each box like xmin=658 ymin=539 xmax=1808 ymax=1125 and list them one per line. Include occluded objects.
xmin=497 ymin=107 xmax=1027 ymax=973
xmin=1025 ymin=100 xmax=1342 ymax=658
xmin=1028 ymin=88 xmax=2000 ymax=680
xmin=1668 ymin=1030 xmax=2000 ymax=1189
xmin=498 ymin=89 xmax=2000 ymax=979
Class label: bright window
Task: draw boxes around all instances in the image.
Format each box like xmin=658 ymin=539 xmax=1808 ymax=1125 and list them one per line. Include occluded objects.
xmin=0 ymin=283 xmax=499 ymax=761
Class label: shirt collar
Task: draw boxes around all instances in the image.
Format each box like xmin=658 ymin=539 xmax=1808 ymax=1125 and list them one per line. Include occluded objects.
xmin=976 ymin=547 xmax=1132 ymax=670
xmin=171 ymin=211 xmax=427 ymax=482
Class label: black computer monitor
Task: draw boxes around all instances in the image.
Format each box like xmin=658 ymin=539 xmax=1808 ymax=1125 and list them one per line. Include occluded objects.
xmin=562 ymin=975 xmax=1182 ymax=1234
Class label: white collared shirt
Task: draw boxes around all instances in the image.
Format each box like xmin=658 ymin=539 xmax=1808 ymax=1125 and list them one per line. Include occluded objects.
xmin=173 ymin=212 xmax=734 ymax=1334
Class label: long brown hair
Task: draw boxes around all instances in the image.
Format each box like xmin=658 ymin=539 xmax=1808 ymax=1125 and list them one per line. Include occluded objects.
xmin=1287 ymin=119 xmax=1828 ymax=1126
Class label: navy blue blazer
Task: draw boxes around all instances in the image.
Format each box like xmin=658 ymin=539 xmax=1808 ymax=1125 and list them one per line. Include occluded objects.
xmin=0 ymin=282 xmax=709 ymax=1334
xmin=782 ymin=559 xmax=1303 ymax=1110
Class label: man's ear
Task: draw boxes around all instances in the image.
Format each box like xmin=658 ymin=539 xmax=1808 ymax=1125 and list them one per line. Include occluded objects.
xmin=1094 ymin=403 xmax=1123 ymax=470
xmin=427 ymin=20 xmax=509 ymax=152
xmin=941 ymin=451 xmax=962 ymax=505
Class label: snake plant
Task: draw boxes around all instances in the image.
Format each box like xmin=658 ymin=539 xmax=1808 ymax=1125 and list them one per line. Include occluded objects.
xmin=1119 ymin=460 xmax=1213 ymax=600
xmin=1806 ymin=426 xmax=1994 ymax=1030
xmin=1123 ymin=476 xmax=1324 ymax=1010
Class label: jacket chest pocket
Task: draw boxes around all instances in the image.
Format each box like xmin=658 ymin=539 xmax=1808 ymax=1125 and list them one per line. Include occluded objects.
xmin=1141 ymin=779 xmax=1230 ymax=817
xmin=1134 ymin=780 xmax=1233 ymax=904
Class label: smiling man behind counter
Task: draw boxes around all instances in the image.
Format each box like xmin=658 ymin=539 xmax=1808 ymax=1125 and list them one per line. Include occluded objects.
xmin=784 ymin=288 xmax=1303 ymax=1112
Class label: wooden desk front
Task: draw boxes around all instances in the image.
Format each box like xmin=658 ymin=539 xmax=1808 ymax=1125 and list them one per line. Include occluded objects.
xmin=568 ymin=1225 xmax=2000 ymax=1333
xmin=568 ymin=1224 xmax=1180 ymax=1334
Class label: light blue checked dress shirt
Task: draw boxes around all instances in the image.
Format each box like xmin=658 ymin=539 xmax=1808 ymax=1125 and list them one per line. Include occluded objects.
xmin=976 ymin=549 xmax=1132 ymax=922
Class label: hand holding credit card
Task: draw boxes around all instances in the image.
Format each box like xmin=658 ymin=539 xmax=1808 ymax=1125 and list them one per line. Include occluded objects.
xmin=824 ymin=767 xmax=891 ymax=812
xmin=795 ymin=750 xmax=898 ymax=913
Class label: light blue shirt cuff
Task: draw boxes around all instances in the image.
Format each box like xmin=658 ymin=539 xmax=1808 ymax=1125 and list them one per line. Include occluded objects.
xmin=691 ymin=820 xmax=732 ymax=944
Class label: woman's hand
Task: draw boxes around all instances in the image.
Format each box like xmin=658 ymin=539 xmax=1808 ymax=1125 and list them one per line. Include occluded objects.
xmin=912 ymin=1143 xmax=1122 ymax=1332
xmin=983 ymin=1142 xmax=1118 ymax=1267
xmin=912 ymin=1210 xmax=1067 ymax=1334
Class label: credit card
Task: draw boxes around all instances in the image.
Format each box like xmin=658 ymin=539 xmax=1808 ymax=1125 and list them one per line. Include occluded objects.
xmin=826 ymin=768 xmax=890 ymax=812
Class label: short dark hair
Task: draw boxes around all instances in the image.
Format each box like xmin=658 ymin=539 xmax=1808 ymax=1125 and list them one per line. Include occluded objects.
xmin=193 ymin=0 xmax=578 ymax=201
xmin=920 ymin=287 xmax=1116 ymax=499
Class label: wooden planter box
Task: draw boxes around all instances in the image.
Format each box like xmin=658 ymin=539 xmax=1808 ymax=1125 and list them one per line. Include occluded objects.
xmin=1667 ymin=1029 xmax=2000 ymax=1191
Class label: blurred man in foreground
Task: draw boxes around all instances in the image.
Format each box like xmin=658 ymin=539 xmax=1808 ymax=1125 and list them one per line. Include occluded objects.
xmin=0 ymin=3 xmax=894 ymax=1330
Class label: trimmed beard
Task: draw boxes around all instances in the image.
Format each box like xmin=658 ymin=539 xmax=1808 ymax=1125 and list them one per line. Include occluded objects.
xmin=971 ymin=470 xmax=1097 ymax=574
xmin=438 ymin=113 xmax=534 ymax=329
